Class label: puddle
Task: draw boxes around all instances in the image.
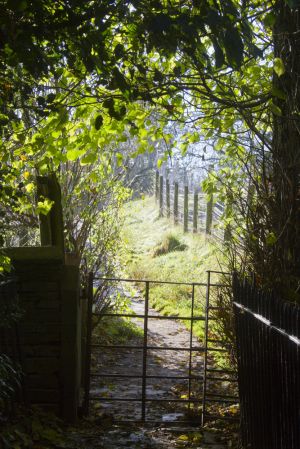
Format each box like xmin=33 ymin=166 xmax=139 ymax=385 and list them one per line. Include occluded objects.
xmin=162 ymin=413 xmax=185 ymax=422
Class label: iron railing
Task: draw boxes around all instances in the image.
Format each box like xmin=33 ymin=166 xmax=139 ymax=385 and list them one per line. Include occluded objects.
xmin=233 ymin=274 xmax=300 ymax=449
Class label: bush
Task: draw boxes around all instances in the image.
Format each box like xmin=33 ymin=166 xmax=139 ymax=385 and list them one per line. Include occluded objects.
xmin=152 ymin=233 xmax=188 ymax=257
xmin=0 ymin=354 xmax=21 ymax=408
xmin=0 ymin=278 xmax=23 ymax=415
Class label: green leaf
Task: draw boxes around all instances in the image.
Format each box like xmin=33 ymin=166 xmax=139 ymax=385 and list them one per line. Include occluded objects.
xmin=249 ymin=43 xmax=264 ymax=58
xmin=263 ymin=12 xmax=276 ymax=28
xmin=212 ymin=39 xmax=225 ymax=68
xmin=273 ymin=58 xmax=285 ymax=77
xmin=47 ymin=93 xmax=56 ymax=103
xmin=112 ymin=67 xmax=129 ymax=92
xmin=37 ymin=198 xmax=54 ymax=215
xmin=223 ymin=27 xmax=244 ymax=69
xmin=178 ymin=434 xmax=189 ymax=441
xmin=190 ymin=132 xmax=200 ymax=143
xmin=269 ymin=102 xmax=282 ymax=116
xmin=95 ymin=114 xmax=103 ymax=130
xmin=103 ymin=98 xmax=114 ymax=109
xmin=81 ymin=152 xmax=97 ymax=165
xmin=0 ymin=114 xmax=9 ymax=125
xmin=66 ymin=149 xmax=85 ymax=161
xmin=25 ymin=182 xmax=35 ymax=193
xmin=272 ymin=87 xmax=286 ymax=100
xmin=116 ymin=152 xmax=123 ymax=167
xmin=154 ymin=68 xmax=164 ymax=82
xmin=114 ymin=43 xmax=125 ymax=60
xmin=266 ymin=232 xmax=277 ymax=246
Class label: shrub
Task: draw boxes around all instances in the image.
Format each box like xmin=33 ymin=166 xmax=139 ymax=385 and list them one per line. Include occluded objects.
xmin=0 ymin=278 xmax=23 ymax=416
xmin=0 ymin=354 xmax=22 ymax=408
xmin=152 ymin=233 xmax=188 ymax=257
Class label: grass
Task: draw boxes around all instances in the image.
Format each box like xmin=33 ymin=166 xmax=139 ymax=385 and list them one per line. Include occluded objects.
xmin=152 ymin=233 xmax=188 ymax=257
xmin=93 ymin=315 xmax=143 ymax=345
xmin=120 ymin=196 xmax=225 ymax=341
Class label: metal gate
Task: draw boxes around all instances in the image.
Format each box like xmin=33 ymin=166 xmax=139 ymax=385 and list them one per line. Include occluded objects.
xmin=82 ymin=271 xmax=238 ymax=425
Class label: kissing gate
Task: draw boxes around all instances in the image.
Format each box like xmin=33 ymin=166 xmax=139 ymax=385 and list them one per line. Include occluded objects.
xmin=82 ymin=271 xmax=239 ymax=425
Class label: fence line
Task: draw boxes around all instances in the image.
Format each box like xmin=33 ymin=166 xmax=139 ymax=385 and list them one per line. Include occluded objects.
xmin=155 ymin=171 xmax=225 ymax=240
xmin=233 ymin=274 xmax=300 ymax=449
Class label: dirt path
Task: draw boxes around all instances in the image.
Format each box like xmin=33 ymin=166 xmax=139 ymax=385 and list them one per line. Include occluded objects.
xmin=65 ymin=421 xmax=231 ymax=449
xmin=91 ymin=295 xmax=205 ymax=422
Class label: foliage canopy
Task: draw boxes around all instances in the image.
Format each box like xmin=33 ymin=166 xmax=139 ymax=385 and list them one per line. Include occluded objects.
xmin=2 ymin=0 xmax=300 ymax=300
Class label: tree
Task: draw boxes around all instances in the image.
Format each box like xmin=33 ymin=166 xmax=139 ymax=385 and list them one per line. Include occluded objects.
xmin=271 ymin=1 xmax=300 ymax=296
xmin=2 ymin=1 xmax=300 ymax=300
xmin=130 ymin=0 xmax=300 ymax=300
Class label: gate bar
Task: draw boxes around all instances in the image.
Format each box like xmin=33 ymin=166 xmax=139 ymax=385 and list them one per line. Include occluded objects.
xmin=201 ymin=270 xmax=211 ymax=426
xmin=90 ymin=373 xmax=203 ymax=380
xmin=141 ymin=281 xmax=149 ymax=422
xmin=83 ymin=271 xmax=94 ymax=416
xmin=188 ymin=283 xmax=195 ymax=410
xmin=89 ymin=397 xmax=204 ymax=403
xmin=91 ymin=344 xmax=226 ymax=352
xmin=95 ymin=312 xmax=206 ymax=320
xmin=84 ymin=273 xmax=238 ymax=424
xmin=94 ymin=276 xmax=225 ymax=288
xmin=206 ymin=376 xmax=238 ymax=382
xmin=206 ymin=367 xmax=236 ymax=374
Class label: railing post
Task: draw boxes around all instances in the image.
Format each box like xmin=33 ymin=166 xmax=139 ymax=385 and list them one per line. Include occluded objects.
xmin=174 ymin=182 xmax=179 ymax=224
xmin=206 ymin=194 xmax=213 ymax=235
xmin=166 ymin=178 xmax=170 ymax=218
xmin=159 ymin=175 xmax=164 ymax=217
xmin=82 ymin=272 xmax=93 ymax=416
xmin=193 ymin=192 xmax=198 ymax=233
xmin=184 ymin=185 xmax=188 ymax=233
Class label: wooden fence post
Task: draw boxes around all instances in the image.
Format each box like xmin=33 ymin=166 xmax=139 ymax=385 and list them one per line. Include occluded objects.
xmin=166 ymin=179 xmax=170 ymax=218
xmin=36 ymin=174 xmax=65 ymax=253
xmin=184 ymin=185 xmax=188 ymax=233
xmin=193 ymin=192 xmax=198 ymax=233
xmin=174 ymin=182 xmax=179 ymax=224
xmin=206 ymin=194 xmax=213 ymax=235
xmin=159 ymin=175 xmax=164 ymax=217
xmin=155 ymin=171 xmax=159 ymax=201
xmin=36 ymin=177 xmax=52 ymax=245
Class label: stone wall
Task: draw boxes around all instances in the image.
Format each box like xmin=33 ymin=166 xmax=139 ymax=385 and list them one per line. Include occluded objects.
xmin=6 ymin=246 xmax=81 ymax=422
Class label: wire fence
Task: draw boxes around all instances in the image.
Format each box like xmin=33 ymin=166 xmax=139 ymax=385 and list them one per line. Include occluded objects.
xmin=233 ymin=274 xmax=300 ymax=449
xmin=2 ymin=224 xmax=40 ymax=247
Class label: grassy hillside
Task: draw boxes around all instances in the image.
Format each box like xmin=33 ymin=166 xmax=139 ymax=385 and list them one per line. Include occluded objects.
xmin=120 ymin=196 xmax=226 ymax=340
xmin=121 ymin=196 xmax=223 ymax=281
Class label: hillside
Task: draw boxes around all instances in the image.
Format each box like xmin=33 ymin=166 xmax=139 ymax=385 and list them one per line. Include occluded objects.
xmin=119 ymin=196 xmax=227 ymax=341
xmin=121 ymin=195 xmax=224 ymax=284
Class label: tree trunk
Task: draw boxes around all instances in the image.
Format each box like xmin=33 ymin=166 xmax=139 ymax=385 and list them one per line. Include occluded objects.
xmin=272 ymin=1 xmax=300 ymax=298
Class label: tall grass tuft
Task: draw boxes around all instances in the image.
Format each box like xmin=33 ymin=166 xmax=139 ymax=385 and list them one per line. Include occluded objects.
xmin=152 ymin=233 xmax=188 ymax=257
